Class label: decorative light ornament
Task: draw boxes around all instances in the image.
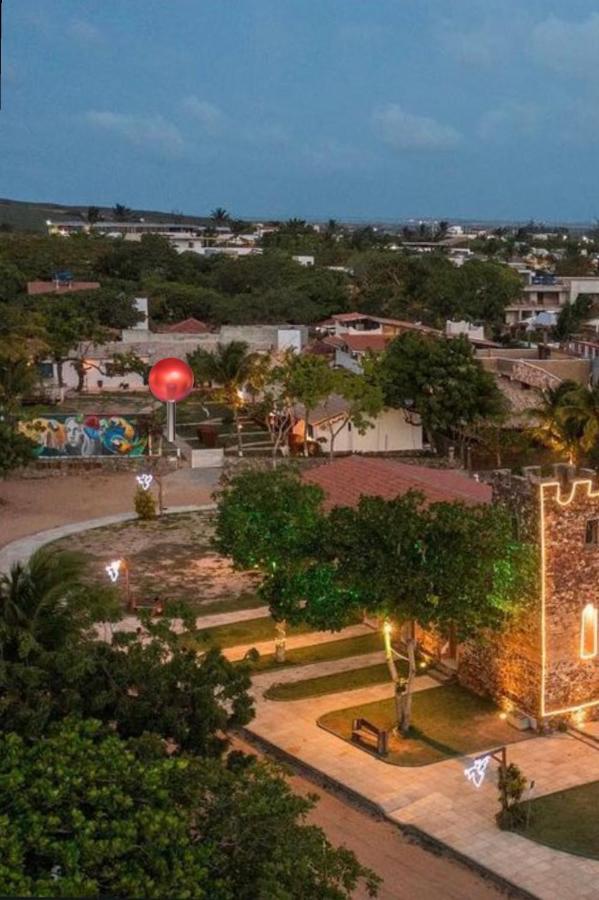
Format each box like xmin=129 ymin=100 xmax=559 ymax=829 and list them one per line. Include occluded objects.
xmin=464 ymin=755 xmax=491 ymax=788
xmin=148 ymin=358 xmax=194 ymax=443
xmin=136 ymin=473 xmax=154 ymax=491
xmin=105 ymin=559 xmax=122 ymax=583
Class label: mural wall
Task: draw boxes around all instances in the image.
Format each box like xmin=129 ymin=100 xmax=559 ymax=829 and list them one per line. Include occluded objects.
xmin=19 ymin=414 xmax=148 ymax=458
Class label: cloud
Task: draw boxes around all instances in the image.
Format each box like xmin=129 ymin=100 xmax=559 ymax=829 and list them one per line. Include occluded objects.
xmin=373 ymin=105 xmax=461 ymax=151
xmin=85 ymin=111 xmax=185 ymax=156
xmin=439 ymin=22 xmax=510 ymax=67
xmin=68 ymin=19 xmax=103 ymax=44
xmin=478 ymin=102 xmax=543 ymax=141
xmin=181 ymin=97 xmax=226 ymax=136
xmin=531 ymin=14 xmax=599 ymax=77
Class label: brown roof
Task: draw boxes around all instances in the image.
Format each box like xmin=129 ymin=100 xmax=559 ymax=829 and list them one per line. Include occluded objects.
xmin=339 ymin=333 xmax=391 ymax=353
xmin=159 ymin=317 xmax=209 ymax=334
xmin=303 ymin=339 xmax=336 ymax=356
xmin=303 ymin=456 xmax=491 ymax=511
xmin=27 ymin=281 xmax=100 ymax=295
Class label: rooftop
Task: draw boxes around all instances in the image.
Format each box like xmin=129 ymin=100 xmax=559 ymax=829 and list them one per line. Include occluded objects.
xmin=27 ymin=280 xmax=100 ymax=295
xmin=303 ymin=456 xmax=491 ymax=510
xmin=155 ymin=317 xmax=210 ymax=334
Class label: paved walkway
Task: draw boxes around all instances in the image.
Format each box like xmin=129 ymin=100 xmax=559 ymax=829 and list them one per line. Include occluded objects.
xmin=0 ymin=504 xmax=216 ymax=574
xmin=247 ymin=661 xmax=599 ymax=900
xmin=102 ymin=603 xmax=272 ymax=638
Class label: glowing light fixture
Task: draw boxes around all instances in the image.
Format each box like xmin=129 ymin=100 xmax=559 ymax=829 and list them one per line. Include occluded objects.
xmin=580 ymin=603 xmax=598 ymax=660
xmin=105 ymin=559 xmax=122 ymax=583
xmin=464 ymin=755 xmax=491 ymax=789
xmin=136 ymin=473 xmax=154 ymax=491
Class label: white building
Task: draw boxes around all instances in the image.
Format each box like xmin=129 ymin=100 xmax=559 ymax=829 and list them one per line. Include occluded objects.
xmin=505 ymin=275 xmax=599 ymax=326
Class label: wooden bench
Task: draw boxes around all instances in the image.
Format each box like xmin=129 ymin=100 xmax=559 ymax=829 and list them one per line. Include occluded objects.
xmin=129 ymin=597 xmax=165 ymax=617
xmin=351 ymin=717 xmax=389 ymax=757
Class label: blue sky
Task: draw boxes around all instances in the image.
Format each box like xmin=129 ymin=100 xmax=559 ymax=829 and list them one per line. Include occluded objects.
xmin=3 ymin=0 xmax=599 ymax=222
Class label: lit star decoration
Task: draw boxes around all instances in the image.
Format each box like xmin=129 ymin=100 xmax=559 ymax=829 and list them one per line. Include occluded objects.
xmin=464 ymin=754 xmax=491 ymax=788
xmin=136 ymin=473 xmax=154 ymax=491
xmin=105 ymin=560 xmax=122 ymax=583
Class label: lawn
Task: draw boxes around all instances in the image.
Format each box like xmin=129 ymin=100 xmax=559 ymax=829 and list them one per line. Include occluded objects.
xmin=319 ymin=683 xmax=533 ymax=766
xmin=48 ymin=510 xmax=262 ymax=615
xmin=194 ymin=616 xmax=312 ymax=650
xmin=251 ymin=631 xmax=383 ymax=673
xmin=514 ymin=781 xmax=599 ymax=860
xmin=264 ymin=662 xmax=395 ymax=701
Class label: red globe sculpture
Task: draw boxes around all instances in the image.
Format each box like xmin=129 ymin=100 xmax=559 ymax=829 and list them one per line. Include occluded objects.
xmin=148 ymin=358 xmax=194 ymax=403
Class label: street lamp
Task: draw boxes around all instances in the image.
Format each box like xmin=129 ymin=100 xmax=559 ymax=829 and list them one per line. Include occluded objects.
xmin=148 ymin=358 xmax=194 ymax=443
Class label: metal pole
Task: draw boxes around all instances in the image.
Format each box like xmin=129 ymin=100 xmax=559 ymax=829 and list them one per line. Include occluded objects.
xmin=166 ymin=401 xmax=176 ymax=443
xmin=125 ymin=562 xmax=132 ymax=612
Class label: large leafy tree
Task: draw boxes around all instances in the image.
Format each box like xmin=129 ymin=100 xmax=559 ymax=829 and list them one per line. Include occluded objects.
xmin=187 ymin=341 xmax=266 ymax=456
xmin=284 ymin=352 xmax=337 ymax=455
xmin=0 ymin=718 xmax=379 ymax=899
xmin=381 ymin=333 xmax=505 ymax=451
xmin=526 ymin=380 xmax=584 ymax=463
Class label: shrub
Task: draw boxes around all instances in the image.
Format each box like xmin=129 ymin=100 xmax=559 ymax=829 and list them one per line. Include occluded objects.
xmin=134 ymin=485 xmax=156 ymax=520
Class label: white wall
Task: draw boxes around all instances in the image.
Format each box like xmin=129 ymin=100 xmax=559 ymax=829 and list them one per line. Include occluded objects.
xmin=313 ymin=408 xmax=422 ymax=454
xmin=57 ymin=361 xmax=147 ymax=393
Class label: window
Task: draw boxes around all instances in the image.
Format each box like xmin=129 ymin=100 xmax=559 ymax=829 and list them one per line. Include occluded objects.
xmin=585 ymin=519 xmax=599 ymax=545
xmin=580 ymin=604 xmax=598 ymax=659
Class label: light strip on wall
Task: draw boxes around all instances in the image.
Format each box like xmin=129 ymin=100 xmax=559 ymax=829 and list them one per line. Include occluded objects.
xmin=540 ymin=478 xmax=599 ymax=719
xmin=580 ymin=603 xmax=598 ymax=660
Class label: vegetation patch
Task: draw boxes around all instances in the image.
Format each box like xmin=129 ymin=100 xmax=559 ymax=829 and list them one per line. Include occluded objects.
xmin=194 ymin=616 xmax=312 ymax=650
xmin=251 ymin=631 xmax=383 ymax=672
xmin=264 ymin=662 xmax=395 ymax=701
xmin=514 ymin=781 xmax=599 ymax=860
xmin=319 ymin=683 xmax=534 ymax=766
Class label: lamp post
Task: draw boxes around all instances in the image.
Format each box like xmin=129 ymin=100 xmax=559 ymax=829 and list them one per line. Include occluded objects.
xmin=148 ymin=358 xmax=195 ymax=444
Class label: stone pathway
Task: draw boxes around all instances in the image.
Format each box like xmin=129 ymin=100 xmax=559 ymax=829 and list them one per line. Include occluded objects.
xmin=104 ymin=604 xmax=272 ymax=637
xmin=247 ymin=663 xmax=599 ymax=900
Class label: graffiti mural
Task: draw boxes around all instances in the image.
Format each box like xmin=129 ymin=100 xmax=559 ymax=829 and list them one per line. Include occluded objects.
xmin=19 ymin=414 xmax=148 ymax=458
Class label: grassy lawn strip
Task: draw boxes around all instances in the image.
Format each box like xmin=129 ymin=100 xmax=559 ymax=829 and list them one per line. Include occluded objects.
xmin=264 ymin=662 xmax=394 ymax=701
xmin=319 ymin=683 xmax=533 ymax=766
xmin=195 ymin=616 xmax=312 ymax=650
xmin=251 ymin=631 xmax=382 ymax=672
xmin=193 ymin=593 xmax=266 ymax=617
xmin=514 ymin=781 xmax=599 ymax=860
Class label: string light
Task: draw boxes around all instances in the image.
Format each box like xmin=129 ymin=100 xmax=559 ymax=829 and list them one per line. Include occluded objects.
xmin=464 ymin=755 xmax=491 ymax=788
xmin=105 ymin=559 xmax=122 ymax=583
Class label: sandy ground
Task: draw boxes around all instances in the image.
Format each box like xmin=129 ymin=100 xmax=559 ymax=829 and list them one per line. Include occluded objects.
xmin=0 ymin=467 xmax=220 ymax=548
xmin=232 ymin=736 xmax=504 ymax=900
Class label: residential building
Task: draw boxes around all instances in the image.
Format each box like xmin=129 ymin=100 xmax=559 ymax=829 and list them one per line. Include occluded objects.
xmin=505 ymin=275 xmax=599 ymax=326
xmin=291 ymin=397 xmax=422 ymax=455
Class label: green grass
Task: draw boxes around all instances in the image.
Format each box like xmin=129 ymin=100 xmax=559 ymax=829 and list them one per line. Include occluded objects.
xmin=264 ymin=662 xmax=395 ymax=701
xmin=194 ymin=616 xmax=312 ymax=650
xmin=319 ymin=683 xmax=533 ymax=766
xmin=514 ymin=781 xmax=599 ymax=860
xmin=251 ymin=631 xmax=383 ymax=672
xmin=194 ymin=593 xmax=265 ymax=617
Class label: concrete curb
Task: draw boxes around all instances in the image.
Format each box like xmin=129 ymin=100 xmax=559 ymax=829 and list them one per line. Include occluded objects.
xmin=0 ymin=503 xmax=217 ymax=573
xmin=239 ymin=726 xmax=537 ymax=900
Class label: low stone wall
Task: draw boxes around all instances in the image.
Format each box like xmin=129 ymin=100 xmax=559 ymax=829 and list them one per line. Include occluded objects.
xmin=9 ymin=455 xmax=181 ymax=479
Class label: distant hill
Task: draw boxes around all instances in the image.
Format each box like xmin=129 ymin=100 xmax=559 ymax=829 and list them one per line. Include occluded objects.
xmin=0 ymin=197 xmax=213 ymax=233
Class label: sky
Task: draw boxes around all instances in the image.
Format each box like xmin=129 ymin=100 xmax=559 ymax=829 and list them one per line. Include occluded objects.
xmin=3 ymin=0 xmax=599 ymax=222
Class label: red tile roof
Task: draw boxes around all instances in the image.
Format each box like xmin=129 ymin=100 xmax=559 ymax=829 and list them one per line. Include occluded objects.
xmin=303 ymin=339 xmax=336 ymax=356
xmin=303 ymin=456 xmax=491 ymax=511
xmin=339 ymin=333 xmax=390 ymax=352
xmin=27 ymin=281 xmax=100 ymax=295
xmin=159 ymin=317 xmax=209 ymax=334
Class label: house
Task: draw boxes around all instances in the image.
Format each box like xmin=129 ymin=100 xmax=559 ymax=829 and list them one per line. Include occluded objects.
xmin=290 ymin=397 xmax=422 ymax=455
xmin=505 ymin=275 xmax=599 ymax=327
xmin=155 ymin=317 xmax=210 ymax=334
xmin=302 ymin=456 xmax=599 ymax=726
xmin=327 ymin=333 xmax=391 ymax=373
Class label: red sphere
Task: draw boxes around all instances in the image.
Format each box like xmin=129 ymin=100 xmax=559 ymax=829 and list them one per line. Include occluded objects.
xmin=148 ymin=358 xmax=194 ymax=403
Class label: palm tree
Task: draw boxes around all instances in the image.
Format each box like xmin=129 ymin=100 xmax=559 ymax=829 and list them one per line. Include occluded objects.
xmin=560 ymin=384 xmax=599 ymax=457
xmin=86 ymin=205 xmax=101 ymax=225
xmin=112 ymin=203 xmax=133 ymax=221
xmin=187 ymin=342 xmax=266 ymax=456
xmin=0 ymin=548 xmax=118 ymax=661
xmin=527 ymin=380 xmax=584 ymax=463
xmin=210 ymin=207 xmax=231 ymax=225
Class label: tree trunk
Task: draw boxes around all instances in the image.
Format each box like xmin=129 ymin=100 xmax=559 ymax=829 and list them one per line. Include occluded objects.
xmin=55 ymin=359 xmax=64 ymax=389
xmin=234 ymin=407 xmax=244 ymax=457
xmin=383 ymin=620 xmax=404 ymax=730
xmin=398 ymin=637 xmax=417 ymax=735
xmin=275 ymin=619 xmax=287 ymax=662
xmin=75 ymin=360 xmax=85 ymax=393
xmin=302 ymin=412 xmax=310 ymax=457
xmin=328 ymin=425 xmax=335 ymax=461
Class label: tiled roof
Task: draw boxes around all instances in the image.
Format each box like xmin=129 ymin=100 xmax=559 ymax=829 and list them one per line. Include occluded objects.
xmin=158 ymin=317 xmax=209 ymax=334
xmin=302 ymin=339 xmax=336 ymax=356
xmin=303 ymin=455 xmax=491 ymax=511
xmin=27 ymin=281 xmax=100 ymax=295
xmin=339 ymin=333 xmax=390 ymax=352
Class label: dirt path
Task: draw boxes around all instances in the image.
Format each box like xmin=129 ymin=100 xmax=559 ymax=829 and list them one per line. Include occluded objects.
xmin=232 ymin=735 xmax=504 ymax=900
xmin=0 ymin=468 xmax=219 ymax=548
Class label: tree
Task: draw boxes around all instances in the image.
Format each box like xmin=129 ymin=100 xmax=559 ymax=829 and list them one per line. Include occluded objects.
xmin=0 ymin=424 xmax=37 ymax=476
xmin=381 ymin=333 xmax=505 ymax=452
xmin=327 ymin=495 xmax=533 ymax=733
xmin=323 ymin=367 xmax=384 ymax=459
xmin=187 ymin=341 xmax=266 ymax=456
xmin=554 ymin=294 xmax=594 ymax=341
xmin=559 ymin=383 xmax=599 ymax=459
xmin=86 ymin=205 xmax=101 ymax=224
xmin=0 ymin=258 xmax=26 ymax=301
xmin=0 ymin=719 xmax=379 ymax=899
xmin=526 ymin=380 xmax=584 ymax=463
xmin=215 ymin=467 xmax=325 ymax=660
xmin=210 ymin=207 xmax=231 ymax=224
xmin=112 ymin=203 xmax=133 ymax=221
xmin=284 ymin=352 xmax=337 ymax=456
